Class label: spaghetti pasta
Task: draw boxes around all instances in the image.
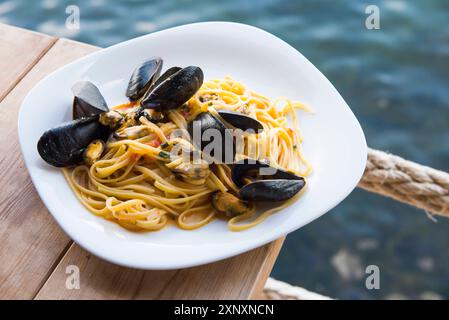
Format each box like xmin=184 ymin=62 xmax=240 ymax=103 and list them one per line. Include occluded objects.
xmin=63 ymin=76 xmax=312 ymax=231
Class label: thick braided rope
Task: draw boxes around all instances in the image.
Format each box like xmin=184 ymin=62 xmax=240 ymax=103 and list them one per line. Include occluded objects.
xmin=358 ymin=148 xmax=449 ymax=217
xmin=262 ymin=278 xmax=332 ymax=300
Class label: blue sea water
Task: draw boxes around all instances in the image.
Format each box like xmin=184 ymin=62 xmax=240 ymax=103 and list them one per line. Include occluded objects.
xmin=2 ymin=0 xmax=449 ymax=299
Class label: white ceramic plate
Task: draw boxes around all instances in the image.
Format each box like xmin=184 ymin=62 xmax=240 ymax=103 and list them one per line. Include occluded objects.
xmin=19 ymin=22 xmax=366 ymax=270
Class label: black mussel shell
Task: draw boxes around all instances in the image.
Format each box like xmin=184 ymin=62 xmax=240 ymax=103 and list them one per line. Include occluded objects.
xmin=37 ymin=116 xmax=111 ymax=167
xmin=72 ymin=81 xmax=109 ymax=119
xmin=217 ymin=110 xmax=263 ymax=132
xmin=147 ymin=66 xmax=181 ymax=93
xmin=187 ymin=112 xmax=235 ymax=164
xmin=141 ymin=66 xmax=203 ymax=111
xmin=239 ymin=179 xmax=305 ymax=202
xmin=126 ymin=57 xmax=163 ymax=101
xmin=232 ymin=159 xmax=302 ymax=187
xmin=231 ymin=158 xmax=305 ymax=201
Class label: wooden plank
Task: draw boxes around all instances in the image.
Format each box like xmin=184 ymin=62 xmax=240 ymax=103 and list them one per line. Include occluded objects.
xmin=36 ymin=238 xmax=284 ymax=300
xmin=0 ymin=23 xmax=56 ymax=101
xmin=0 ymin=38 xmax=98 ymax=299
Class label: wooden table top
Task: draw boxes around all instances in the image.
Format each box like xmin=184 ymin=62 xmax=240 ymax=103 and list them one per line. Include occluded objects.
xmin=0 ymin=23 xmax=284 ymax=300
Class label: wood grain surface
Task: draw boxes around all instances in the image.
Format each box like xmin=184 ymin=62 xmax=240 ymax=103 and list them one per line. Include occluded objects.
xmin=0 ymin=23 xmax=56 ymax=102
xmin=0 ymin=36 xmax=97 ymax=299
xmin=36 ymin=239 xmax=284 ymax=300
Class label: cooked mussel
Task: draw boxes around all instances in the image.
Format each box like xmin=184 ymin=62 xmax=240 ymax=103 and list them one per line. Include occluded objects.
xmin=217 ymin=110 xmax=263 ymax=132
xmin=187 ymin=110 xmax=263 ymax=163
xmin=83 ymin=139 xmax=105 ymax=165
xmin=72 ymin=81 xmax=109 ymax=119
xmin=114 ymin=126 xmax=149 ymax=140
xmin=40 ymin=80 xmax=118 ymax=167
xmin=187 ymin=112 xmax=235 ymax=164
xmin=148 ymin=66 xmax=181 ymax=92
xmin=38 ymin=109 xmax=125 ymax=168
xmin=140 ymin=109 xmax=165 ymax=123
xmin=98 ymin=110 xmax=124 ymax=129
xmin=140 ymin=66 xmax=203 ymax=111
xmin=37 ymin=116 xmax=111 ymax=167
xmin=171 ymin=158 xmax=210 ymax=185
xmin=126 ymin=57 xmax=163 ymax=101
xmin=212 ymin=192 xmax=250 ymax=217
xmin=231 ymin=159 xmax=305 ymax=202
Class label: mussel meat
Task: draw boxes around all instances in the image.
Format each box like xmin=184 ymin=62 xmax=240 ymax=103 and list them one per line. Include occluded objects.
xmin=72 ymin=81 xmax=109 ymax=119
xmin=83 ymin=139 xmax=105 ymax=165
xmin=37 ymin=116 xmax=111 ymax=167
xmin=126 ymin=57 xmax=163 ymax=101
xmin=171 ymin=158 xmax=210 ymax=185
xmin=140 ymin=109 xmax=165 ymax=123
xmin=231 ymin=159 xmax=305 ymax=202
xmin=98 ymin=110 xmax=124 ymax=129
xmin=212 ymin=192 xmax=250 ymax=217
xmin=114 ymin=126 xmax=149 ymax=140
xmin=140 ymin=66 xmax=203 ymax=111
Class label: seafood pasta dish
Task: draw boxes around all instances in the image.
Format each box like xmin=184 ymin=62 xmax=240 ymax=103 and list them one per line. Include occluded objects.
xmin=37 ymin=57 xmax=311 ymax=232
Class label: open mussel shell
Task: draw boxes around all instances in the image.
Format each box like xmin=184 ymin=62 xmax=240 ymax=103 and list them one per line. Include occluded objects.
xmin=37 ymin=116 xmax=111 ymax=167
xmin=141 ymin=66 xmax=203 ymax=111
xmin=232 ymin=159 xmax=302 ymax=187
xmin=217 ymin=110 xmax=263 ymax=132
xmin=126 ymin=57 xmax=163 ymax=101
xmin=239 ymin=179 xmax=305 ymax=202
xmin=187 ymin=112 xmax=235 ymax=164
xmin=72 ymin=81 xmax=109 ymax=119
xmin=148 ymin=66 xmax=181 ymax=92
xmin=232 ymin=159 xmax=305 ymax=202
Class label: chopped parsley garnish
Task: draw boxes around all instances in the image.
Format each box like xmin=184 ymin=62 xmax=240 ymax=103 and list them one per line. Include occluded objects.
xmin=158 ymin=151 xmax=170 ymax=159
